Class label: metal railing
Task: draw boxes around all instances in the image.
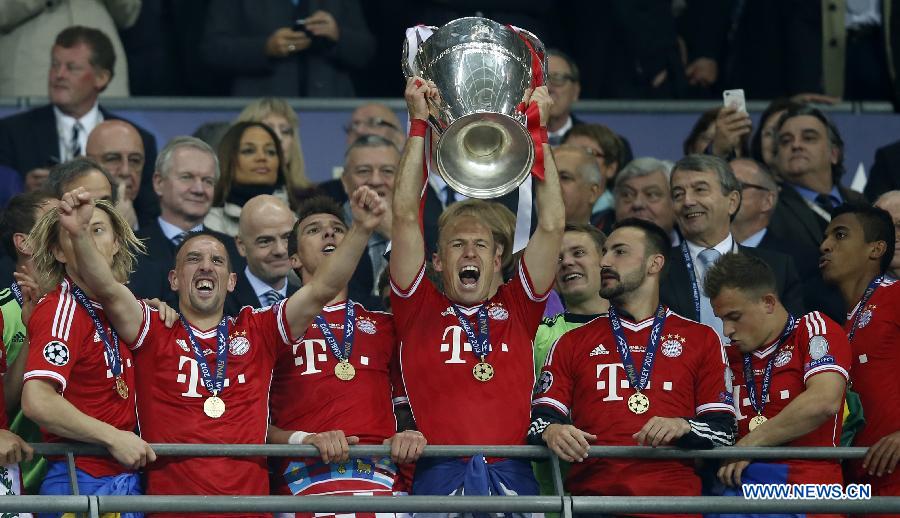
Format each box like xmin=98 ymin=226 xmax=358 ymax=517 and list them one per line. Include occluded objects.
xmin=1 ymin=444 xmax=898 ymax=516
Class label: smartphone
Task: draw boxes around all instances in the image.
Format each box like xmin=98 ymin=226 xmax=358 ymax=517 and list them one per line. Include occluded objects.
xmin=293 ymin=19 xmax=312 ymax=36
xmin=723 ymin=89 xmax=747 ymax=114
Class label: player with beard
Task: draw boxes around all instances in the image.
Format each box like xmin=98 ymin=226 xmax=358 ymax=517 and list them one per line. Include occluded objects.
xmin=819 ymin=203 xmax=900 ymax=509
xmin=389 ymin=78 xmax=564 ymax=499
xmin=56 ymin=185 xmax=386 ymax=518
xmin=267 ymin=196 xmax=425 ymax=514
xmin=529 ymin=219 xmax=736 ymax=515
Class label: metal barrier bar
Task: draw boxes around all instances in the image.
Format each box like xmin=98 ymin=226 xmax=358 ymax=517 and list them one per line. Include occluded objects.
xmin=571 ymin=496 xmax=900 ymax=514
xmin=96 ymin=496 xmax=562 ymax=513
xmin=0 ymin=496 xmax=89 ymax=513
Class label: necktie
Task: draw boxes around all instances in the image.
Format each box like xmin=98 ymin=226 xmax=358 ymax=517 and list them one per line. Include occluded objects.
xmin=697 ymin=248 xmax=722 ymax=331
xmin=70 ymin=122 xmax=83 ymax=160
xmin=444 ymin=186 xmax=457 ymax=207
xmin=815 ymin=193 xmax=836 ymax=215
xmin=172 ymin=231 xmax=190 ymax=246
xmin=264 ymin=289 xmax=285 ymax=307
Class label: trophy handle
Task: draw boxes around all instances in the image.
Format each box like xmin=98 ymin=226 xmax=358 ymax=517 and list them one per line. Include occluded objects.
xmin=401 ymin=26 xmax=439 ymax=79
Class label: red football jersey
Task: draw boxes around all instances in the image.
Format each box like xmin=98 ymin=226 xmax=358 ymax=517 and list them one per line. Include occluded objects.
xmin=270 ymin=300 xmax=402 ymax=496
xmin=728 ymin=311 xmax=850 ymax=485
xmin=844 ymin=277 xmax=900 ymax=487
xmin=131 ymin=300 xmax=291 ymax=517
xmin=534 ymin=309 xmax=734 ymax=500
xmin=24 ymin=279 xmax=137 ymax=477
xmin=0 ymin=318 xmax=8 ymax=429
xmin=390 ymin=261 xmax=548 ymax=445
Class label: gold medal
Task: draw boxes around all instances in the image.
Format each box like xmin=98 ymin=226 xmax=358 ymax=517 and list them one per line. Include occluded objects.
xmin=115 ymin=376 xmax=128 ymax=400
xmin=473 ymin=359 xmax=494 ymax=382
xmin=748 ymin=414 xmax=767 ymax=431
xmin=627 ymin=392 xmax=650 ymax=414
xmin=204 ymin=395 xmax=226 ymax=419
xmin=334 ymin=361 xmax=356 ymax=381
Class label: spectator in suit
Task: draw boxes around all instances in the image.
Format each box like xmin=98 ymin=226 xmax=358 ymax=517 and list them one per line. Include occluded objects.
xmin=547 ymin=49 xmax=582 ymax=146
xmin=864 ymin=139 xmax=900 ymax=201
xmin=662 ymin=154 xmax=804 ymax=342
xmin=561 ymin=123 xmax=626 ymax=224
xmin=128 ymin=137 xmax=241 ymax=306
xmin=0 ymin=26 xmax=157 ymax=219
xmin=236 ymin=97 xmax=314 ymax=206
xmin=205 ymin=122 xmax=290 ymax=237
xmin=201 ymin=0 xmax=375 ymax=97
xmin=555 ymin=145 xmax=605 ymax=226
xmin=749 ymin=98 xmax=803 ymax=171
xmin=225 ymin=195 xmax=299 ymax=316
xmin=613 ymin=157 xmax=679 ymax=245
xmin=767 ymin=105 xmax=868 ymax=253
xmin=731 ymin=158 xmax=845 ymax=321
xmin=874 ymin=190 xmax=900 ymax=279
xmin=44 ymin=156 xmax=116 ymax=203
xmin=85 ymin=120 xmax=143 ymax=229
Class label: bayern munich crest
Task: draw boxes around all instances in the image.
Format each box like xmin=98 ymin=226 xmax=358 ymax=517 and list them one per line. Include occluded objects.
xmin=356 ymin=317 xmax=377 ymax=335
xmin=228 ymin=331 xmax=250 ymax=356
xmin=487 ymin=303 xmax=509 ymax=321
xmin=661 ymin=334 xmax=685 ymax=358
xmin=859 ymin=305 xmax=876 ymax=329
xmin=774 ymin=349 xmax=792 ymax=368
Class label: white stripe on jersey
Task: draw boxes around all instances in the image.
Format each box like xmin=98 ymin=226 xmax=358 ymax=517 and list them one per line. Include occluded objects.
xmin=390 ymin=264 xmax=425 ymax=299
xmin=813 ymin=311 xmax=827 ymax=335
xmin=518 ymin=261 xmax=548 ymax=302
xmin=804 ymin=364 xmax=849 ymax=383
xmin=533 ymin=396 xmax=569 ymax=416
xmin=697 ymin=402 xmax=737 ymax=415
xmin=24 ymin=370 xmax=67 ymax=391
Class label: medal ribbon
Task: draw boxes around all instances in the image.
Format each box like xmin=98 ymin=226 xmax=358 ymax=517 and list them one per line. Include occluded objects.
xmin=315 ymin=300 xmax=356 ymax=363
xmin=451 ymin=304 xmax=490 ymax=360
xmin=9 ymin=282 xmax=23 ymax=306
xmin=178 ymin=314 xmax=229 ymax=396
xmin=70 ymin=284 xmax=123 ymax=379
xmin=680 ymin=242 xmax=703 ymax=319
xmin=742 ymin=315 xmax=797 ymax=417
xmin=607 ymin=304 xmax=667 ymax=392
xmin=848 ymin=275 xmax=882 ymax=343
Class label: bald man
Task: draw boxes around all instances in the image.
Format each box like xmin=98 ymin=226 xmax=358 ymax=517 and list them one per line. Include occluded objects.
xmin=555 ymin=145 xmax=605 ymax=225
xmin=86 ymin=120 xmax=145 ymax=228
xmin=225 ymin=195 xmax=299 ymax=316
xmin=875 ymin=191 xmax=900 ymax=279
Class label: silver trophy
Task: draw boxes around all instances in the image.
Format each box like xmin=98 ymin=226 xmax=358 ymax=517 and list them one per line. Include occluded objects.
xmin=404 ymin=17 xmax=547 ymax=199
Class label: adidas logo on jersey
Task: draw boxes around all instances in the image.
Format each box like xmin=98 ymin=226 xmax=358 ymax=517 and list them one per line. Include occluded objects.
xmin=590 ymin=344 xmax=609 ymax=356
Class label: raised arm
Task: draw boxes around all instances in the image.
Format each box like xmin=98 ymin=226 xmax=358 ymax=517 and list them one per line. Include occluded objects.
xmin=283 ymin=186 xmax=385 ymax=339
xmin=390 ymin=77 xmax=432 ymax=290
xmin=58 ymin=188 xmax=144 ymax=344
xmin=521 ymin=86 xmax=566 ymax=294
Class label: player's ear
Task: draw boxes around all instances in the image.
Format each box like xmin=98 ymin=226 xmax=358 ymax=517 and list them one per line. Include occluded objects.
xmin=432 ymin=250 xmax=443 ymax=272
xmin=226 ymin=272 xmax=237 ymax=293
xmin=290 ymin=253 xmax=302 ymax=272
xmin=762 ymin=292 xmax=778 ymax=313
xmin=647 ymin=253 xmax=665 ymax=276
xmin=168 ymin=268 xmax=178 ymax=291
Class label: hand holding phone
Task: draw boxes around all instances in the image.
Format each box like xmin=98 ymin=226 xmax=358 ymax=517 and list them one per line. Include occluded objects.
xmin=722 ymin=89 xmax=747 ymax=114
xmin=293 ymin=19 xmax=312 ymax=36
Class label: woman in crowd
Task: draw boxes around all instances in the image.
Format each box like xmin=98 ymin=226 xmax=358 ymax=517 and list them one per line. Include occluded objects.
xmin=236 ymin=97 xmax=314 ymax=206
xmin=750 ymin=98 xmax=804 ymax=172
xmin=204 ymin=121 xmax=288 ymax=236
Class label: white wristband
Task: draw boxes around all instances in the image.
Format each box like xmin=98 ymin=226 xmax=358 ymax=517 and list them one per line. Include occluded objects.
xmin=288 ymin=431 xmax=312 ymax=445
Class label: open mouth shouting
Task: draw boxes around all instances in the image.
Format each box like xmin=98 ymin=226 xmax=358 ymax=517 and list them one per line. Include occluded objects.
xmin=193 ymin=277 xmax=217 ymax=298
xmin=458 ymin=265 xmax=481 ymax=290
xmin=322 ymin=243 xmax=336 ymax=255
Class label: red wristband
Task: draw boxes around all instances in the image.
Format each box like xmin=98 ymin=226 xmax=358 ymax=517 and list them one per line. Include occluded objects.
xmin=409 ymin=119 xmax=428 ymax=138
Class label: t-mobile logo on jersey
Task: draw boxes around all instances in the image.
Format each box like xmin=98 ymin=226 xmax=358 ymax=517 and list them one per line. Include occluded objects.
xmin=292 ymin=339 xmax=329 ymax=375
xmin=176 ymin=356 xmax=245 ymax=397
xmin=440 ymin=325 xmax=509 ymax=364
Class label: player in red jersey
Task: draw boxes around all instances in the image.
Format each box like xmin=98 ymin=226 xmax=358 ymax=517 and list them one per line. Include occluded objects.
xmin=820 ymin=203 xmax=900 ymax=509
xmin=0 ymin=320 xmax=33 ymax=501
xmin=57 ymin=185 xmax=386 ymax=518
xmin=267 ymin=196 xmax=425 ymax=514
xmin=22 ymin=197 xmax=154 ymax=504
xmin=705 ymin=253 xmax=849 ymax=494
xmin=529 ymin=219 xmax=736 ymax=516
xmin=390 ymin=78 xmax=564 ymax=497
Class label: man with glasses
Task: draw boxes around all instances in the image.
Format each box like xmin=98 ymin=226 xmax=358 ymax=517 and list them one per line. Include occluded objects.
xmin=344 ymin=103 xmax=405 ymax=150
xmin=546 ymin=50 xmax=583 ymax=145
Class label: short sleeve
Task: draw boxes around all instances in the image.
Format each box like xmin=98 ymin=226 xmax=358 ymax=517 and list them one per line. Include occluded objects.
xmin=531 ymin=335 xmax=574 ymax=417
xmin=694 ymin=325 xmax=736 ymax=415
xmin=389 ymin=263 xmax=441 ymax=331
xmin=24 ymin=296 xmax=82 ymax=392
xmin=798 ymin=311 xmax=851 ymax=383
xmin=129 ymin=301 xmax=155 ymax=352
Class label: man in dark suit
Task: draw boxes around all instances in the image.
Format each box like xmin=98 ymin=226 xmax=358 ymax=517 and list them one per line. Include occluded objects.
xmin=0 ymin=26 xmax=157 ymax=219
xmin=224 ymin=194 xmax=299 ymax=317
xmin=864 ymin=139 xmax=900 ymax=201
xmin=730 ymin=157 xmax=844 ymax=321
xmin=662 ymin=155 xmax=804 ymax=342
xmin=767 ymin=105 xmax=868 ymax=253
xmin=129 ymin=137 xmax=240 ymax=307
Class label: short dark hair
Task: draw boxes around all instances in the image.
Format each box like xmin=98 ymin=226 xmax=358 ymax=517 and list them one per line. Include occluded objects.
xmin=44 ymin=157 xmax=118 ymax=203
xmin=289 ymin=196 xmax=347 ymax=257
xmin=547 ymin=48 xmax=580 ymax=82
xmin=832 ymin=203 xmax=896 ymax=274
xmin=564 ymin=222 xmax=606 ymax=255
xmin=55 ymin=26 xmax=116 ymax=82
xmin=612 ymin=217 xmax=671 ymax=257
xmin=174 ymin=230 xmax=233 ymax=272
xmin=0 ymin=191 xmax=56 ymax=257
xmin=703 ymin=253 xmax=776 ymax=300
xmin=563 ymin=123 xmax=624 ymax=171
xmin=750 ymin=98 xmax=803 ymax=163
xmin=775 ymin=104 xmax=845 ymax=185
xmin=344 ymin=134 xmax=399 ymax=158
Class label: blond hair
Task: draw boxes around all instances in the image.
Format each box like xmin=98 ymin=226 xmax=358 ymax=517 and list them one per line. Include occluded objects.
xmin=236 ymin=97 xmax=311 ymax=196
xmin=28 ymin=200 xmax=146 ymax=293
xmin=436 ymin=199 xmax=508 ymax=252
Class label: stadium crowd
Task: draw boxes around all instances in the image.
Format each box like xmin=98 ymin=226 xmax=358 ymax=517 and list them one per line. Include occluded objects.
xmin=0 ymin=3 xmax=899 ymax=518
